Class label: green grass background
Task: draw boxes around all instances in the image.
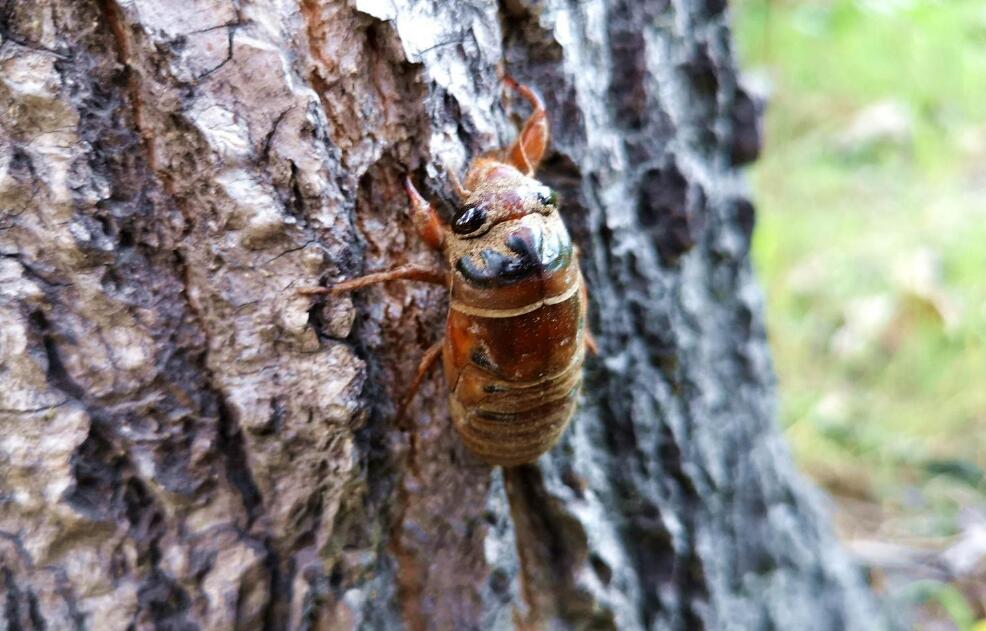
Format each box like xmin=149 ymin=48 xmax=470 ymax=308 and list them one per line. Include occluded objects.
xmin=733 ymin=0 xmax=986 ymax=625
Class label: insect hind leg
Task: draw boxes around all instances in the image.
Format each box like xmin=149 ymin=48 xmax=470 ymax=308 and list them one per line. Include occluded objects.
xmin=395 ymin=338 xmax=444 ymax=429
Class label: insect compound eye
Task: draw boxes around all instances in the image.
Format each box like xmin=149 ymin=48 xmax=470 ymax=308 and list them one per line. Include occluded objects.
xmin=536 ymin=188 xmax=558 ymax=208
xmin=452 ymin=205 xmax=488 ymax=235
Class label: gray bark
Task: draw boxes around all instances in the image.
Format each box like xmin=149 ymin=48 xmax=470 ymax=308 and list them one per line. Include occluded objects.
xmin=0 ymin=0 xmax=884 ymax=629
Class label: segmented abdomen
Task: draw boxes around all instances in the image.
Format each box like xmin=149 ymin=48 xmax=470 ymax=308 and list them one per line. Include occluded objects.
xmin=442 ymin=278 xmax=585 ymax=466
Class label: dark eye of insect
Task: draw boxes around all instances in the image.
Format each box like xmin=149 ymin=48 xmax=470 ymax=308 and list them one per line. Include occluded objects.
xmin=537 ymin=188 xmax=558 ymax=207
xmin=452 ymin=205 xmax=487 ymax=235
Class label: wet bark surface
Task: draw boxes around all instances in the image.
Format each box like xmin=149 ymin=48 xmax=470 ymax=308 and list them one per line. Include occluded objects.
xmin=0 ymin=0 xmax=884 ymax=628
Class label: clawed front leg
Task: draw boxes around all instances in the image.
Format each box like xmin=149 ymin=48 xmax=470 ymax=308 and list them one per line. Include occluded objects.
xmin=447 ymin=167 xmax=471 ymax=201
xmin=404 ymin=176 xmax=447 ymax=251
xmin=504 ymin=76 xmax=550 ymax=176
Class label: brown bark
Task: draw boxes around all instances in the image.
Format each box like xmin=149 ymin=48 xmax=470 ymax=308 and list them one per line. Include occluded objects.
xmin=0 ymin=0 xmax=884 ymax=629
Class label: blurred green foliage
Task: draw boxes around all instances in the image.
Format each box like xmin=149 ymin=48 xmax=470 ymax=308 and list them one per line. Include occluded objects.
xmin=734 ymin=0 xmax=986 ymax=624
xmin=733 ymin=0 xmax=986 ymax=543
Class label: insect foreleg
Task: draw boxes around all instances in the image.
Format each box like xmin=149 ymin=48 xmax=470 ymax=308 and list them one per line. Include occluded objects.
xmin=298 ymin=265 xmax=448 ymax=295
xmin=404 ymin=176 xmax=446 ymax=251
xmin=504 ymin=76 xmax=550 ymax=175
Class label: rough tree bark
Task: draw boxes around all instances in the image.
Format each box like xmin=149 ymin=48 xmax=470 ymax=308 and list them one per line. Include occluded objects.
xmin=0 ymin=0 xmax=884 ymax=629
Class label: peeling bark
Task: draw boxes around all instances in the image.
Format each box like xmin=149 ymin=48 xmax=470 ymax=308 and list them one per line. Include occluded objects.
xmin=0 ymin=0 xmax=884 ymax=629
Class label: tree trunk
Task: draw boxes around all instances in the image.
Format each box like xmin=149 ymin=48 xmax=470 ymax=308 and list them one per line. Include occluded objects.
xmin=0 ymin=0 xmax=883 ymax=629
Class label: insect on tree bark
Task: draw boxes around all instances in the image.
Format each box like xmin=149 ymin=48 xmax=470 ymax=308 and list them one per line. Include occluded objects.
xmin=0 ymin=0 xmax=886 ymax=629
xmin=302 ymin=77 xmax=592 ymax=467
